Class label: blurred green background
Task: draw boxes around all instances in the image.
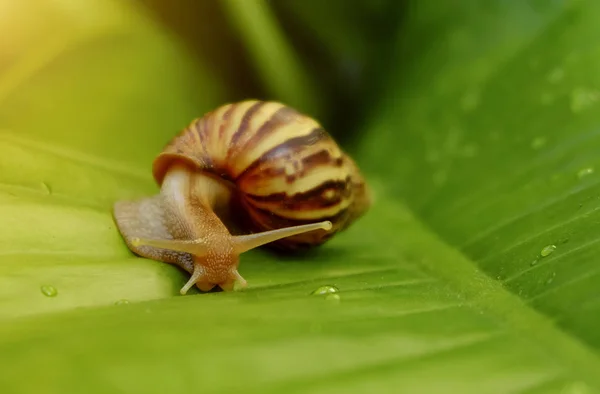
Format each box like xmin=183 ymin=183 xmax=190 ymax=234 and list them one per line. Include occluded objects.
xmin=1 ymin=0 xmax=600 ymax=393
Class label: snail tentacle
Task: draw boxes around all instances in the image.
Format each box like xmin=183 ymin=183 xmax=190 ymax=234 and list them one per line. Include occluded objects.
xmin=232 ymin=221 xmax=332 ymax=254
xmin=179 ymin=265 xmax=206 ymax=295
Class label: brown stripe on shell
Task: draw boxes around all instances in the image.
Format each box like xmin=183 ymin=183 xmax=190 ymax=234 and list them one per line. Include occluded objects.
xmin=235 ymin=127 xmax=329 ymax=182
xmin=152 ymin=118 xmax=216 ymax=184
xmin=193 ymin=117 xmax=214 ymax=169
xmin=186 ymin=118 xmax=203 ymax=151
xmin=236 ymin=145 xmax=346 ymax=198
xmin=242 ymin=177 xmax=352 ymax=222
xmin=228 ymin=101 xmax=267 ymax=149
xmin=241 ymin=166 xmax=286 ymax=182
xmin=235 ymin=105 xmax=300 ymax=156
xmin=218 ymin=104 xmax=236 ymax=141
xmin=301 ymin=149 xmax=343 ymax=168
xmin=168 ymin=121 xmax=204 ymax=160
xmin=245 ymin=178 xmax=350 ymax=206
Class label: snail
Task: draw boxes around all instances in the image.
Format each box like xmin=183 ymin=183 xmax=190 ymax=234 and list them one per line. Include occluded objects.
xmin=113 ymin=100 xmax=371 ymax=294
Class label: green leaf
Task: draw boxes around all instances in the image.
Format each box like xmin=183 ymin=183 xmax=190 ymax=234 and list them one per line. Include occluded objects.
xmin=361 ymin=0 xmax=600 ymax=355
xmin=0 ymin=0 xmax=226 ymax=317
xmin=2 ymin=0 xmax=600 ymax=393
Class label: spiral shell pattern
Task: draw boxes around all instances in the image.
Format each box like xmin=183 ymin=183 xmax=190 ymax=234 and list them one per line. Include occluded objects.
xmin=152 ymin=100 xmax=370 ymax=249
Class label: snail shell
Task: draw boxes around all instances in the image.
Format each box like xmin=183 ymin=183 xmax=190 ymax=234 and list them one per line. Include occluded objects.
xmin=113 ymin=100 xmax=371 ymax=293
xmin=154 ymin=100 xmax=370 ymax=248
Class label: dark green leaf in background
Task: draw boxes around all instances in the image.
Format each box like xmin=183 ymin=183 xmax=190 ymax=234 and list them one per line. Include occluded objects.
xmin=1 ymin=0 xmax=600 ymax=393
xmin=362 ymin=0 xmax=600 ymax=353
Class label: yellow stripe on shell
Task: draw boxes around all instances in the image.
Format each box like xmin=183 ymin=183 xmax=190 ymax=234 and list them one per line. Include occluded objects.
xmin=228 ymin=110 xmax=322 ymax=177
xmin=240 ymin=160 xmax=349 ymax=197
xmin=226 ymin=101 xmax=287 ymax=156
xmin=202 ymin=103 xmax=234 ymax=167
xmin=218 ymin=100 xmax=263 ymax=161
xmin=247 ymin=195 xmax=353 ymax=221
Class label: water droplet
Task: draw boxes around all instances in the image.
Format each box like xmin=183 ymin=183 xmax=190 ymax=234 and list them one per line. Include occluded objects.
xmin=540 ymin=244 xmax=557 ymax=257
xmin=531 ymin=137 xmax=547 ymax=150
xmin=39 ymin=182 xmax=51 ymax=195
xmin=546 ymin=272 xmax=556 ymax=285
xmin=40 ymin=285 xmax=58 ymax=297
xmin=311 ymin=285 xmax=339 ymax=296
xmin=547 ymin=67 xmax=564 ymax=83
xmin=577 ymin=167 xmax=594 ymax=179
xmin=115 ymin=299 xmax=130 ymax=305
xmin=530 ymin=258 xmax=539 ymax=267
xmin=558 ymin=236 xmax=570 ymax=244
xmin=570 ymin=87 xmax=599 ymax=113
xmin=325 ymin=293 xmax=341 ymax=303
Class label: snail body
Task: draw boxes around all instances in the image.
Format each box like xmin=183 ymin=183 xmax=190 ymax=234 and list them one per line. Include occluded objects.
xmin=113 ymin=100 xmax=370 ymax=294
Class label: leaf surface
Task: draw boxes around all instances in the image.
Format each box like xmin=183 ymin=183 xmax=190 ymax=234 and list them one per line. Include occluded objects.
xmin=1 ymin=1 xmax=600 ymax=393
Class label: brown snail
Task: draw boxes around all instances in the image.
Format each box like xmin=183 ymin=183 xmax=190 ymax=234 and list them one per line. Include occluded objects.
xmin=113 ymin=100 xmax=371 ymax=294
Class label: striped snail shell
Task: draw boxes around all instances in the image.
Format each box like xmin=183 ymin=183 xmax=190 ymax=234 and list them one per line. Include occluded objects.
xmin=113 ymin=100 xmax=371 ymax=294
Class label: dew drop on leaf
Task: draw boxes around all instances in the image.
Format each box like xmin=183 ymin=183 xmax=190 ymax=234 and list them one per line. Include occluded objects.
xmin=325 ymin=293 xmax=341 ymax=303
xmin=40 ymin=285 xmax=58 ymax=297
xmin=546 ymin=272 xmax=557 ymax=285
xmin=558 ymin=236 xmax=570 ymax=244
xmin=577 ymin=167 xmax=594 ymax=179
xmin=310 ymin=285 xmax=339 ymax=296
xmin=530 ymin=258 xmax=539 ymax=267
xmin=540 ymin=245 xmax=557 ymax=257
